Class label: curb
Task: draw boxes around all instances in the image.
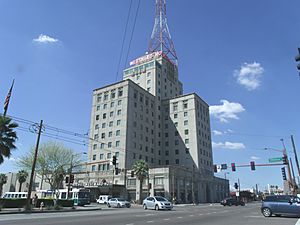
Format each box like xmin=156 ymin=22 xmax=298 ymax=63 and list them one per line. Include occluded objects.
xmin=0 ymin=207 xmax=102 ymax=215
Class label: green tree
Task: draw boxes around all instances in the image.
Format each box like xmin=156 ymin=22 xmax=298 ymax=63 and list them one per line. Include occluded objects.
xmin=132 ymin=160 xmax=149 ymax=204
xmin=0 ymin=173 xmax=7 ymax=197
xmin=17 ymin=141 xmax=82 ymax=203
xmin=0 ymin=115 xmax=18 ymax=164
xmin=17 ymin=170 xmax=28 ymax=192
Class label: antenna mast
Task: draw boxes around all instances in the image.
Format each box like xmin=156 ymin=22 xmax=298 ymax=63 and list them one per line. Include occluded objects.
xmin=148 ymin=0 xmax=178 ymax=66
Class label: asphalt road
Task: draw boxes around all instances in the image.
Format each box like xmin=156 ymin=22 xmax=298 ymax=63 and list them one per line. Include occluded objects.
xmin=0 ymin=203 xmax=299 ymax=225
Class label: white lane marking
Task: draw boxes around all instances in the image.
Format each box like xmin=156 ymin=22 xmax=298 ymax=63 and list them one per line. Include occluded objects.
xmin=244 ymin=216 xmax=262 ymax=218
xmin=163 ymin=218 xmax=170 ymax=221
xmin=126 ymin=224 xmax=134 ymax=225
xmin=296 ymin=219 xmax=300 ymax=225
xmin=198 ymin=214 xmax=203 ymax=216
xmin=177 ymin=216 xmax=183 ymax=219
xmin=146 ymin=221 xmax=154 ymax=223
xmin=189 ymin=215 xmax=194 ymax=217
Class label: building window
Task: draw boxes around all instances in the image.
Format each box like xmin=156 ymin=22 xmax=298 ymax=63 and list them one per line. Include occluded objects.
xmin=154 ymin=177 xmax=164 ymax=185
xmin=95 ymin=124 xmax=99 ymax=130
xmin=109 ymin=121 xmax=113 ymax=127
xmin=175 ymin=149 xmax=179 ymax=155
xmin=111 ymin=91 xmax=116 ymax=99
xmin=165 ymin=160 xmax=169 ymax=165
xmin=111 ymin=102 xmax=114 ymax=107
xmin=175 ymin=140 xmax=179 ymax=145
xmin=91 ymin=165 xmax=96 ymax=171
xmin=108 ymin=131 xmax=112 ymax=137
xmin=115 ymin=152 xmax=119 ymax=157
xmin=101 ymin=133 xmax=105 ymax=139
xmin=174 ymin=122 xmax=178 ymax=127
xmin=92 ymin=155 xmax=96 ymax=160
xmin=107 ymin=152 xmax=111 ymax=159
xmin=185 ymin=139 xmax=189 ymax=144
xmin=183 ymin=100 xmax=188 ymax=109
xmin=118 ymin=100 xmax=122 ymax=105
xmin=96 ymin=105 xmax=100 ymax=111
xmin=102 ymin=123 xmax=106 ymax=128
xmin=184 ymin=112 xmax=188 ymax=117
xmin=174 ymin=114 xmax=178 ymax=119
xmin=94 ymin=134 xmax=99 ymax=139
xmin=184 ymin=120 xmax=188 ymax=126
xmin=110 ymin=111 xmax=114 ymax=117
xmin=185 ymin=129 xmax=189 ymax=135
xmin=165 ymin=133 xmax=168 ymax=137
xmin=117 ymin=110 xmax=121 ymax=115
xmin=175 ymin=131 xmax=179 ymax=136
xmin=103 ymin=113 xmax=107 ymax=119
xmin=175 ymin=159 xmax=179 ymax=164
xmin=103 ymin=103 xmax=107 ymax=109
xmin=100 ymin=143 xmax=105 ymax=149
xmin=165 ymin=150 xmax=169 ymax=156
xmin=147 ymin=80 xmax=151 ymax=84
xmin=116 ymin=130 xmax=120 ymax=136
xmin=118 ymin=88 xmax=123 ymax=97
xmin=100 ymin=154 xmax=104 ymax=159
xmin=186 ymin=148 xmax=189 ymax=154
xmin=108 ymin=142 xmax=112 ymax=148
xmin=116 ymin=141 xmax=120 ymax=147
xmin=96 ymin=115 xmax=99 ymax=120
xmin=93 ymin=144 xmax=97 ymax=150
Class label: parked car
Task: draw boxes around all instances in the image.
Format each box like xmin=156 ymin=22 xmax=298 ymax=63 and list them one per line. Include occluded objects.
xmin=143 ymin=196 xmax=173 ymax=210
xmin=107 ymin=198 xmax=131 ymax=208
xmin=96 ymin=195 xmax=112 ymax=204
xmin=220 ymin=197 xmax=245 ymax=206
xmin=261 ymin=195 xmax=300 ymax=217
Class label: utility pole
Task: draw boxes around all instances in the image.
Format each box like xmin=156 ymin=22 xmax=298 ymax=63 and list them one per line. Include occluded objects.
xmin=281 ymin=139 xmax=295 ymax=194
xmin=25 ymin=120 xmax=43 ymax=211
xmin=238 ymin=178 xmax=241 ymax=200
xmin=67 ymin=155 xmax=73 ymax=199
xmin=290 ymin=157 xmax=297 ymax=190
xmin=291 ymin=135 xmax=300 ymax=178
xmin=191 ymin=165 xmax=195 ymax=205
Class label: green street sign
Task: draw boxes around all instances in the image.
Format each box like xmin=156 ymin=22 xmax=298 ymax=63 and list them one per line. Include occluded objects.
xmin=269 ymin=157 xmax=283 ymax=163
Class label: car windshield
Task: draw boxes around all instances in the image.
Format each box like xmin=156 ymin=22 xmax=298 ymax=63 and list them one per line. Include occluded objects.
xmin=155 ymin=197 xmax=167 ymax=202
xmin=117 ymin=198 xmax=125 ymax=201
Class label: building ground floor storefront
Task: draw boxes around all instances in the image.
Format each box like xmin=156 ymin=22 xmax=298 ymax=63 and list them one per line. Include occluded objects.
xmin=74 ymin=166 xmax=229 ymax=203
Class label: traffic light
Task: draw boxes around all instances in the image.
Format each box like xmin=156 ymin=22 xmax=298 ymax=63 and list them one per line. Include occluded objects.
xmin=131 ymin=171 xmax=134 ymax=177
xmin=213 ymin=165 xmax=217 ymax=173
xmin=231 ymin=163 xmax=236 ymax=172
xmin=112 ymin=155 xmax=117 ymax=166
xmin=250 ymin=161 xmax=255 ymax=171
xmin=115 ymin=168 xmax=119 ymax=175
xmin=70 ymin=174 xmax=74 ymax=183
xmin=234 ymin=182 xmax=239 ymax=189
xmin=283 ymin=155 xmax=288 ymax=164
xmin=65 ymin=176 xmax=69 ymax=183
xmin=281 ymin=167 xmax=287 ymax=180
xmin=295 ymin=48 xmax=300 ymax=74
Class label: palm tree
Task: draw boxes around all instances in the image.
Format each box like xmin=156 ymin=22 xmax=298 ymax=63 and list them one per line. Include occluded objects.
xmin=132 ymin=160 xmax=149 ymax=204
xmin=0 ymin=115 xmax=18 ymax=164
xmin=0 ymin=173 xmax=7 ymax=197
xmin=17 ymin=170 xmax=28 ymax=192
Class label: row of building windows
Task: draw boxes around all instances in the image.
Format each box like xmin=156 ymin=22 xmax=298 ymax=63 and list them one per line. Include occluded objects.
xmin=96 ymin=100 xmax=122 ymax=111
xmin=92 ymin=152 xmax=119 ymax=161
xmin=92 ymin=140 xmax=121 ymax=149
xmin=96 ymin=87 xmax=124 ymax=103
xmin=93 ymin=130 xmax=121 ymax=141
xmin=94 ymin=120 xmax=121 ymax=130
xmin=95 ymin=110 xmax=122 ymax=121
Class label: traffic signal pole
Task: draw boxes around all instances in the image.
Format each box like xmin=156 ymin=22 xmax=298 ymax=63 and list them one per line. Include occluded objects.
xmin=67 ymin=155 xmax=73 ymax=199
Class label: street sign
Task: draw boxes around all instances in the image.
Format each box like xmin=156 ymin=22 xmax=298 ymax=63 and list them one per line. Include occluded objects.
xmin=268 ymin=157 xmax=283 ymax=163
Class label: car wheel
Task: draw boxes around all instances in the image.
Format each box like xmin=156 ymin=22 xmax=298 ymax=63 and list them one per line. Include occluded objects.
xmin=155 ymin=205 xmax=159 ymax=211
xmin=228 ymin=203 xmax=232 ymax=206
xmin=117 ymin=203 xmax=121 ymax=208
xmin=107 ymin=203 xmax=111 ymax=208
xmin=262 ymin=208 xmax=272 ymax=217
xmin=143 ymin=204 xmax=147 ymax=210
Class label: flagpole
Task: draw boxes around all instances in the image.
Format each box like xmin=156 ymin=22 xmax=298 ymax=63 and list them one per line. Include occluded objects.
xmin=3 ymin=79 xmax=15 ymax=117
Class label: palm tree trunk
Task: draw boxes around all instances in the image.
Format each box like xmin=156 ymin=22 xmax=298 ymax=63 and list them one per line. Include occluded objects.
xmin=139 ymin=178 xmax=143 ymax=204
xmin=18 ymin=182 xmax=22 ymax=192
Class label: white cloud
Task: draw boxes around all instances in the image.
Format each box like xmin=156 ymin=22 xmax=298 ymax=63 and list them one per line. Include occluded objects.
xmin=8 ymin=157 xmax=19 ymax=162
xmin=251 ymin=156 xmax=260 ymax=160
xmin=212 ymin=141 xmax=246 ymax=150
xmin=209 ymin=100 xmax=245 ymax=123
xmin=33 ymin=34 xmax=59 ymax=43
xmin=234 ymin=62 xmax=264 ymax=91
xmin=212 ymin=130 xmax=223 ymax=135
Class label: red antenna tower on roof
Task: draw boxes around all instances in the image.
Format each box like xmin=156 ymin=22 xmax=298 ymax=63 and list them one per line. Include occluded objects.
xmin=148 ymin=0 xmax=178 ymax=66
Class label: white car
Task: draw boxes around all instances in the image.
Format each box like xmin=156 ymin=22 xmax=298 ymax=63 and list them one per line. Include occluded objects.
xmin=107 ymin=198 xmax=131 ymax=208
xmin=143 ymin=196 xmax=173 ymax=210
xmin=96 ymin=195 xmax=111 ymax=204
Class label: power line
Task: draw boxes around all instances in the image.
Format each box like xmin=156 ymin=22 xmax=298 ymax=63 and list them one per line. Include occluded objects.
xmin=123 ymin=0 xmax=141 ymax=69
xmin=114 ymin=0 xmax=133 ymax=81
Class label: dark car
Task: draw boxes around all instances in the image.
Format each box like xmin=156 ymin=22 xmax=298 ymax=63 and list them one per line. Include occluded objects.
xmin=261 ymin=195 xmax=300 ymax=217
xmin=220 ymin=197 xmax=245 ymax=206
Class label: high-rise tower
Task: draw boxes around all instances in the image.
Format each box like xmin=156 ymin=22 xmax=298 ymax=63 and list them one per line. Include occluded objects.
xmin=148 ymin=0 xmax=178 ymax=66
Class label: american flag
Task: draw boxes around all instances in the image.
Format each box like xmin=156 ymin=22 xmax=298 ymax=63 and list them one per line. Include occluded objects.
xmin=3 ymin=79 xmax=14 ymax=116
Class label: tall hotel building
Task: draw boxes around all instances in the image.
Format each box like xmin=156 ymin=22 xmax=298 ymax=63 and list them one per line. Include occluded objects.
xmin=84 ymin=0 xmax=229 ymax=203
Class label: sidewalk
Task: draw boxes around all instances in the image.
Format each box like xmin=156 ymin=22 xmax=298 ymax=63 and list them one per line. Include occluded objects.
xmin=0 ymin=204 xmax=102 ymax=214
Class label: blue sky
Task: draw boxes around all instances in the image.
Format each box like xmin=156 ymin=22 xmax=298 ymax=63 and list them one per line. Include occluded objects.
xmin=1 ymin=0 xmax=300 ymax=191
